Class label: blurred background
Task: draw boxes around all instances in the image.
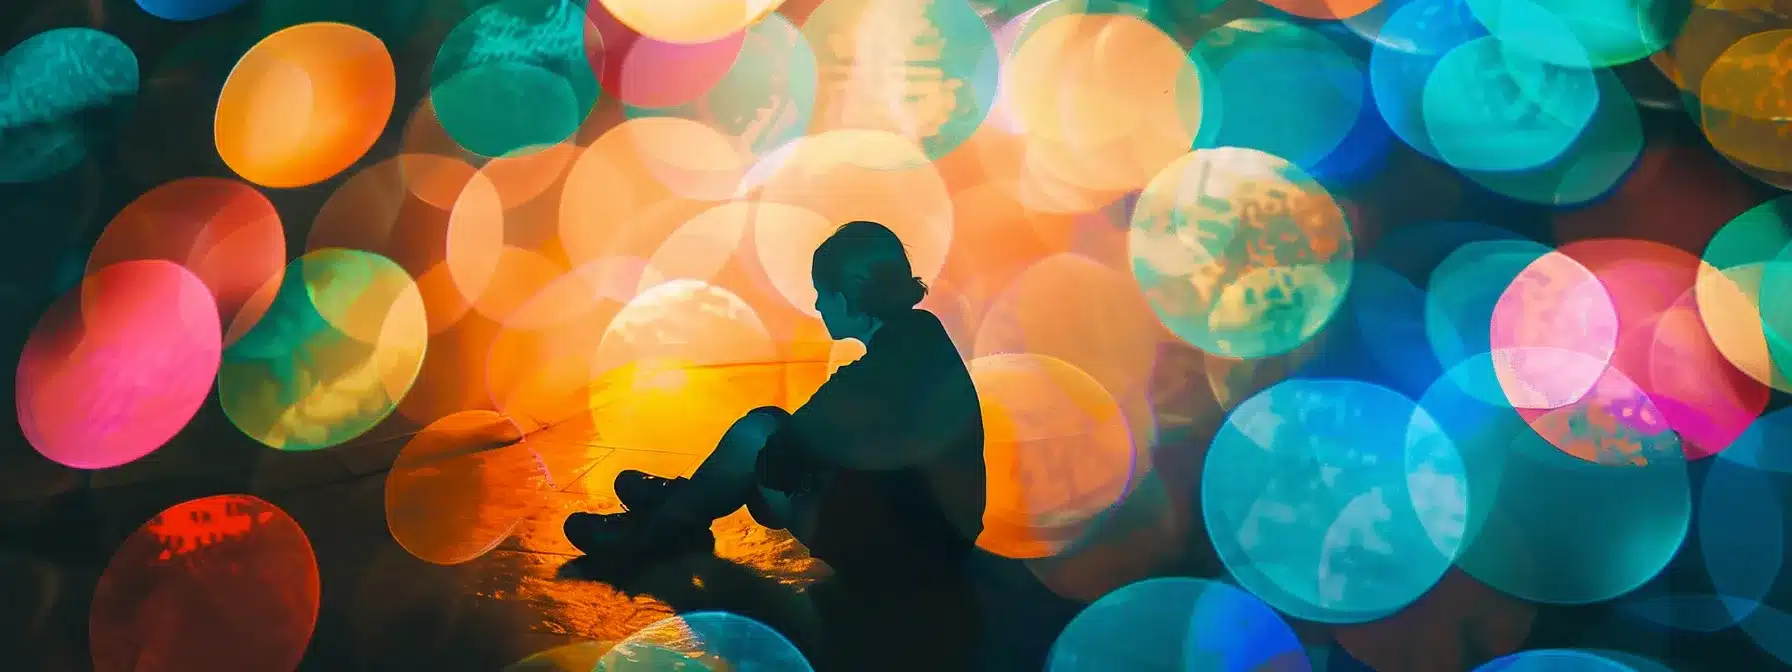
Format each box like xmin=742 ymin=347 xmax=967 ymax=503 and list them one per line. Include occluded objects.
xmin=3 ymin=0 xmax=1792 ymax=670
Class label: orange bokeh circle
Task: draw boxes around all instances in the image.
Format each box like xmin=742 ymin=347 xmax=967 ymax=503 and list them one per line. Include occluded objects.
xmin=487 ymin=257 xmax=647 ymax=425
xmin=1002 ymin=12 xmax=1202 ymax=197
xmin=972 ymin=353 xmax=1136 ymax=560
xmin=215 ymin=22 xmax=396 ymax=188
xmin=1700 ymin=29 xmax=1792 ymax=175
xmin=386 ymin=410 xmax=551 ymax=565
xmin=559 ymin=118 xmax=738 ymax=267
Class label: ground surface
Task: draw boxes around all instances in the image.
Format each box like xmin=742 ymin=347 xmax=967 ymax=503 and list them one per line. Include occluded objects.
xmin=0 ymin=406 xmax=1082 ymax=671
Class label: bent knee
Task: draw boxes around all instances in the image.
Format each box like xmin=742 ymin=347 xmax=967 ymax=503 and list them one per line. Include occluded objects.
xmin=730 ymin=406 xmax=789 ymax=441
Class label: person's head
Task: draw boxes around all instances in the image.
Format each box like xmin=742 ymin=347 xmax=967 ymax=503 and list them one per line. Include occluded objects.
xmin=811 ymin=221 xmax=928 ymax=341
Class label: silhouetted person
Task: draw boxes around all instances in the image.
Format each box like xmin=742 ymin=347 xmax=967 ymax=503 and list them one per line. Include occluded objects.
xmin=564 ymin=222 xmax=987 ymax=665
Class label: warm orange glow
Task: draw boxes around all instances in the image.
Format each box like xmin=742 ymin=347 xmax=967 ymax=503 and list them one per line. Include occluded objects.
xmin=87 ymin=177 xmax=285 ymax=346
xmin=487 ymin=259 xmax=645 ymax=425
xmin=1701 ymin=30 xmax=1792 ymax=174
xmin=616 ymin=116 xmax=754 ymax=201
xmin=481 ymin=142 xmax=581 ymax=212
xmin=445 ymin=168 xmax=509 ymax=313
xmin=560 ymin=119 xmax=733 ymax=267
xmin=639 ymin=201 xmax=755 ymax=292
xmin=748 ymin=129 xmax=952 ymax=293
xmin=974 ymin=253 xmax=1163 ymax=408
xmin=1696 ymin=263 xmax=1786 ymax=391
xmin=1262 ymin=0 xmax=1383 ymax=20
xmin=386 ymin=411 xmax=550 ymax=565
xmin=1014 ymin=147 xmax=1132 ymax=215
xmin=214 ymin=23 xmax=395 ymax=188
xmin=587 ymin=360 xmax=785 ymax=458
xmin=1002 ymin=13 xmax=1200 ymax=195
xmin=478 ymin=247 xmax=572 ymax=323
xmin=593 ymin=279 xmax=777 ymax=377
xmin=745 ymin=201 xmax=841 ymax=316
xmin=936 ymin=181 xmax=1074 ymax=312
xmin=973 ymin=353 xmax=1136 ymax=560
xmin=309 ymin=156 xmax=444 ymax=263
xmin=398 ymin=98 xmax=580 ymax=212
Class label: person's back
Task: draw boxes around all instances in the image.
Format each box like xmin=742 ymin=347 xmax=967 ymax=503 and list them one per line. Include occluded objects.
xmin=561 ymin=220 xmax=988 ymax=667
xmin=777 ymin=306 xmax=985 ymax=583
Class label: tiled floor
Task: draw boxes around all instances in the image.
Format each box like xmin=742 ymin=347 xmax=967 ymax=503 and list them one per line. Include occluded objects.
xmin=0 ymin=404 xmax=1080 ymax=671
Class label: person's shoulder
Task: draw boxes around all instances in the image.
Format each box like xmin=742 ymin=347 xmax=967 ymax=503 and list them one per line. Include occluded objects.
xmin=885 ymin=308 xmax=949 ymax=338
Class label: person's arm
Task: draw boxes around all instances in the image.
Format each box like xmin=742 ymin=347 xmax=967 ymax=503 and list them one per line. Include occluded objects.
xmin=756 ymin=352 xmax=900 ymax=491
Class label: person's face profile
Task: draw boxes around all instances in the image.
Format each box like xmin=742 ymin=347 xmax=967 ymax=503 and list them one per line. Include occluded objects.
xmin=812 ymin=267 xmax=851 ymax=341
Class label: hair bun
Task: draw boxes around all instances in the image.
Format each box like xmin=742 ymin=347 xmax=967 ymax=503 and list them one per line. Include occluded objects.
xmin=860 ymin=263 xmax=928 ymax=317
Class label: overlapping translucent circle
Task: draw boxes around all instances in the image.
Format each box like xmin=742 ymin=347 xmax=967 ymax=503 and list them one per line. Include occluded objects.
xmin=1048 ymin=577 xmax=1310 ymax=671
xmin=596 ymin=611 xmax=811 ymax=671
xmin=1419 ymin=354 xmax=1692 ymax=605
xmin=1488 ymin=250 xmax=1617 ymax=411
xmin=1465 ymin=0 xmax=1690 ymax=67
xmin=587 ymin=279 xmax=779 ymax=453
xmin=972 ymin=253 xmax=1164 ymax=451
xmin=1195 ymin=20 xmax=1364 ymax=171
xmin=215 ymin=22 xmax=395 ymax=188
xmin=1699 ymin=195 xmax=1792 ymax=392
xmin=1707 ymin=409 xmax=1792 ymax=665
xmin=1369 ymin=0 xmax=1489 ymax=162
xmin=87 ymin=177 xmax=286 ymax=346
xmin=89 ymin=495 xmax=319 ymax=672
xmin=1639 ymin=282 xmax=1769 ymax=460
xmin=588 ymin=4 xmax=745 ymax=110
xmin=1346 ymin=262 xmax=1437 ymax=398
xmin=18 ymin=260 xmax=221 ymax=470
xmin=1639 ymin=437 xmax=1785 ymax=634
xmin=1426 ymin=238 xmax=1552 ymax=405
xmin=972 ymin=353 xmax=1137 ymax=559
xmin=1203 ymin=378 xmax=1467 ymax=623
xmin=0 ymin=27 xmax=138 ymax=184
xmin=1456 ymin=65 xmax=1643 ymax=206
xmin=218 ymin=249 xmax=428 ymax=451
xmin=802 ymin=0 xmax=998 ymax=160
xmin=1129 ymin=148 xmax=1354 ymax=360
xmin=1517 ymin=361 xmax=1683 ymax=466
xmin=431 ymin=0 xmax=603 ymax=159
xmin=1420 ymin=31 xmax=1600 ymax=173
xmin=1002 ymin=11 xmax=1202 ymax=198
xmin=486 ymin=256 xmax=647 ymax=425
xmin=386 ymin=411 xmax=552 ymax=565
xmin=622 ymin=11 xmax=815 ymax=160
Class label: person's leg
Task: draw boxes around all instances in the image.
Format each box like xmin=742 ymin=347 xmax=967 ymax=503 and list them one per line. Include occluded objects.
xmin=565 ymin=406 xmax=790 ymax=557
xmin=645 ymin=406 xmax=789 ymax=530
